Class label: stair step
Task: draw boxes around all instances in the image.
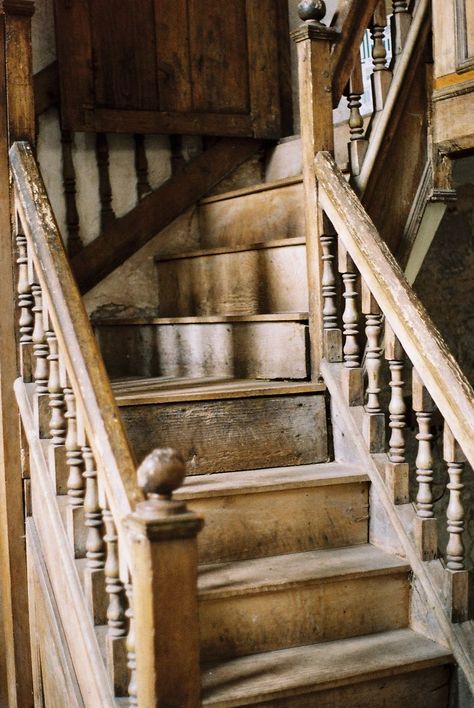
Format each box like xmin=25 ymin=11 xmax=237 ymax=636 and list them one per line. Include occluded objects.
xmin=198 ymin=545 xmax=410 ymax=662
xmin=155 ymin=236 xmax=307 ymax=317
xmin=116 ymin=378 xmax=327 ymax=474
xmin=196 ymin=176 xmax=304 ymax=250
xmin=178 ymin=463 xmax=369 ymax=563
xmin=201 ymin=628 xmax=453 ymax=707
xmin=94 ymin=314 xmax=309 ymax=381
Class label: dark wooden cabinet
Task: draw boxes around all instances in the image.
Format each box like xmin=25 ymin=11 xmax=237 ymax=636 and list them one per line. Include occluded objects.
xmin=53 ymin=0 xmax=291 ymax=138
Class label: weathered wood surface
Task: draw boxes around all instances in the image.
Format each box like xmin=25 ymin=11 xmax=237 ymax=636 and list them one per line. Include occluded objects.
xmin=316 ymin=151 xmax=474 ymax=467
xmin=72 ymin=138 xmax=263 ymax=293
xmin=120 ymin=393 xmax=328 ymax=474
xmin=34 ymin=61 xmax=59 ymax=116
xmin=10 ymin=142 xmax=141 ymax=531
xmin=433 ymin=90 xmax=474 ymax=154
xmin=156 ymin=239 xmax=307 ymax=316
xmin=95 ymin=318 xmax=309 ymax=380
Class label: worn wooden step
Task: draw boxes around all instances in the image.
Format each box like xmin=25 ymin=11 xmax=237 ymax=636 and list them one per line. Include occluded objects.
xmin=197 ymin=176 xmax=304 ymax=249
xmin=155 ymin=237 xmax=308 ymax=317
xmin=177 ymin=463 xmax=369 ymax=563
xmin=114 ymin=377 xmax=327 ymax=474
xmin=94 ymin=314 xmax=309 ymax=381
xmin=201 ymin=628 xmax=453 ymax=707
xmin=198 ymin=545 xmax=410 ymax=662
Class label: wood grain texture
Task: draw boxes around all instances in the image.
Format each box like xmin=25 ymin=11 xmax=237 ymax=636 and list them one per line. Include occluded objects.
xmin=154 ymin=0 xmax=192 ymax=111
xmin=72 ymin=138 xmax=263 ymax=293
xmin=120 ymin=393 xmax=328 ymax=474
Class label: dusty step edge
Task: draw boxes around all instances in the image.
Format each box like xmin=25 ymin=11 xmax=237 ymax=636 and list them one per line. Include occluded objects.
xmin=114 ymin=380 xmax=326 ymax=406
xmin=92 ymin=313 xmax=309 ymax=326
xmin=155 ymin=236 xmax=305 ymax=263
xmin=201 ymin=629 xmax=453 ymax=707
xmin=198 ymin=546 xmax=410 ymax=600
xmin=176 ymin=463 xmax=369 ymax=500
xmin=199 ymin=174 xmax=303 ymax=206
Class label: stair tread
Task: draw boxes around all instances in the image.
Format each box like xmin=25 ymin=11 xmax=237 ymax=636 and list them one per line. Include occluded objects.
xmin=201 ymin=628 xmax=453 ymax=706
xmin=93 ymin=312 xmax=309 ymax=326
xmin=113 ymin=376 xmax=325 ymax=406
xmin=155 ymin=236 xmax=305 ymax=263
xmin=199 ymin=174 xmax=302 ymax=206
xmin=198 ymin=545 xmax=409 ymax=599
xmin=176 ymin=462 xmax=368 ymax=500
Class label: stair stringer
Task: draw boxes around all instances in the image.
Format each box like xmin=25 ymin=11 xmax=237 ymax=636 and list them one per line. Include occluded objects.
xmin=322 ymin=360 xmax=474 ymax=703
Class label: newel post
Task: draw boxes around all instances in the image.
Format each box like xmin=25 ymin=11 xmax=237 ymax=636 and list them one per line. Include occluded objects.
xmin=127 ymin=448 xmax=203 ymax=708
xmin=291 ymin=1 xmax=339 ymax=378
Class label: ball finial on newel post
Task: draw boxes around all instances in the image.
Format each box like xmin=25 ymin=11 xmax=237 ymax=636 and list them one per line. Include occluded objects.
xmin=136 ymin=447 xmax=187 ymax=516
xmin=298 ymin=0 xmax=326 ymax=23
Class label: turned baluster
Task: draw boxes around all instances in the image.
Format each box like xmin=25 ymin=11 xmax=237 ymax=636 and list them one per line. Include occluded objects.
xmin=362 ymin=283 xmax=384 ymax=452
xmin=96 ymin=133 xmax=114 ymax=230
xmin=384 ymin=323 xmax=409 ymax=503
xmin=413 ymin=368 xmax=437 ymax=560
xmin=321 ymin=215 xmax=342 ymax=361
xmin=134 ymin=134 xmax=151 ymax=200
xmin=391 ymin=1 xmax=411 ymax=57
xmin=16 ymin=227 xmax=34 ymax=381
xmin=102 ymin=504 xmax=128 ymax=696
xmin=32 ymin=282 xmax=50 ymax=436
xmin=370 ymin=1 xmax=392 ymax=110
xmin=46 ymin=329 xmax=66 ymax=446
xmin=125 ymin=582 xmax=138 ymax=706
xmin=83 ymin=447 xmax=107 ymax=625
xmin=443 ymin=424 xmax=468 ymax=622
xmin=61 ymin=130 xmax=82 ymax=257
xmin=338 ymin=245 xmax=363 ymax=405
xmin=346 ymin=59 xmax=368 ymax=176
xmin=64 ymin=383 xmax=85 ymax=556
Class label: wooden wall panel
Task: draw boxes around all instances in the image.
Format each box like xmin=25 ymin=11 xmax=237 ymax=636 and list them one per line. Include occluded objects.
xmin=154 ymin=0 xmax=192 ymax=111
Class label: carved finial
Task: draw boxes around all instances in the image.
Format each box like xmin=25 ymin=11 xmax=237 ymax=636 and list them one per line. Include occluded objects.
xmin=137 ymin=448 xmax=186 ymax=500
xmin=298 ymin=0 xmax=326 ymax=23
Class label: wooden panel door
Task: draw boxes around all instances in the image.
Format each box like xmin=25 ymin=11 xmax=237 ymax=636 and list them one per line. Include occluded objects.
xmin=53 ymin=0 xmax=291 ymax=138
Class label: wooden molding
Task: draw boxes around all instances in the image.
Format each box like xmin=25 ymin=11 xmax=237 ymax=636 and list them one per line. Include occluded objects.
xmin=34 ymin=61 xmax=59 ymax=115
xmin=454 ymin=0 xmax=474 ymax=73
xmin=1 ymin=0 xmax=35 ymax=16
xmin=72 ymin=138 xmax=263 ymax=294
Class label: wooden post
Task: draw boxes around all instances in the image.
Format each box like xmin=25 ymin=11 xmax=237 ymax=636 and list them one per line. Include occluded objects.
xmin=127 ymin=448 xmax=203 ymax=708
xmin=0 ymin=1 xmax=35 ymax=705
xmin=291 ymin=1 xmax=338 ymax=379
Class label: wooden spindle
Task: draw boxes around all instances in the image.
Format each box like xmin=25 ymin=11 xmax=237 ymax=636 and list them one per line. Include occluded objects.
xmin=443 ymin=424 xmax=468 ymax=622
xmin=391 ymin=1 xmax=411 ymax=57
xmin=384 ymin=323 xmax=409 ymax=503
xmin=16 ymin=227 xmax=34 ymax=381
xmin=46 ymin=330 xmax=66 ymax=446
xmin=96 ymin=133 xmax=114 ymax=231
xmin=362 ymin=282 xmax=384 ymax=452
xmin=32 ymin=282 xmax=50 ymax=436
xmin=103 ymin=505 xmax=128 ymax=696
xmin=370 ymin=1 xmax=392 ymax=110
xmin=338 ymin=245 xmax=363 ymax=405
xmin=413 ymin=368 xmax=437 ymax=560
xmin=134 ymin=134 xmax=151 ymax=200
xmin=347 ymin=59 xmax=368 ymax=176
xmin=61 ymin=130 xmax=82 ymax=257
xmin=64 ymin=383 xmax=86 ymax=557
xmin=83 ymin=446 xmax=107 ymax=625
xmin=170 ymin=135 xmax=186 ymax=174
xmin=321 ymin=215 xmax=342 ymax=361
xmin=126 ymin=582 xmax=138 ymax=707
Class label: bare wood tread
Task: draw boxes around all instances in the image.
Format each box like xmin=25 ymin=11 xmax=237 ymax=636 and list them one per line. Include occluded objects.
xmin=198 ymin=545 xmax=410 ymax=600
xmin=113 ymin=377 xmax=325 ymax=406
xmin=199 ymin=174 xmax=302 ymax=206
xmin=155 ymin=236 xmax=305 ymax=263
xmin=176 ymin=462 xmax=368 ymax=500
xmin=93 ymin=313 xmax=309 ymax=326
xmin=201 ymin=629 xmax=453 ymax=706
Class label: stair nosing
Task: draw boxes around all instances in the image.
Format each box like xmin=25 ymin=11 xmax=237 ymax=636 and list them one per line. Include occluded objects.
xmin=198 ymin=546 xmax=410 ymax=601
xmin=155 ymin=236 xmax=305 ymax=263
xmin=93 ymin=312 xmax=309 ymax=327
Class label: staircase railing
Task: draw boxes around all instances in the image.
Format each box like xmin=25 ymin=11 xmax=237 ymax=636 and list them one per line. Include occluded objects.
xmin=10 ymin=140 xmax=203 ymax=706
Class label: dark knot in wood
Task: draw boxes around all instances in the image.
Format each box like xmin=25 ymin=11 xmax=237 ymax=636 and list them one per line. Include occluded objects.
xmin=298 ymin=0 xmax=326 ymax=22
xmin=137 ymin=448 xmax=186 ymax=499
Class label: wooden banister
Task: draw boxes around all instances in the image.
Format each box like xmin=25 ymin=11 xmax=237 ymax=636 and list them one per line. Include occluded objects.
xmin=10 ymin=141 xmax=142 ymax=531
xmin=315 ymin=150 xmax=474 ymax=466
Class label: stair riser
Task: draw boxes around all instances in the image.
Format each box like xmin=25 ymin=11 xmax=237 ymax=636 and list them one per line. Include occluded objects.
xmin=156 ymin=244 xmax=307 ymax=316
xmin=206 ymin=666 xmax=451 ymax=708
xmin=120 ymin=393 xmax=328 ymax=474
xmin=96 ymin=321 xmax=309 ymax=380
xmin=198 ymin=182 xmax=304 ymax=249
xmin=187 ymin=482 xmax=369 ymax=563
xmin=199 ymin=573 xmax=409 ymax=662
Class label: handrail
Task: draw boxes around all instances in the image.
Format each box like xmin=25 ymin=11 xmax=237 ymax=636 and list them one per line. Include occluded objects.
xmin=9 ymin=141 xmax=143 ymax=535
xmin=315 ymin=150 xmax=474 ymax=466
